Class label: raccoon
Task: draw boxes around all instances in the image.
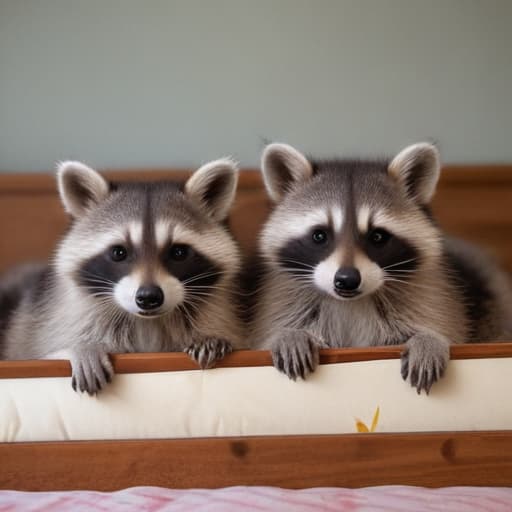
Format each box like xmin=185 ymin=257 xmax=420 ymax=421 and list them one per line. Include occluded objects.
xmin=250 ymin=142 xmax=512 ymax=393
xmin=0 ymin=159 xmax=244 ymax=394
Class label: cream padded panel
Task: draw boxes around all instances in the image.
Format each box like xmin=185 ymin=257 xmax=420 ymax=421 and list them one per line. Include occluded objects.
xmin=1 ymin=358 xmax=511 ymax=442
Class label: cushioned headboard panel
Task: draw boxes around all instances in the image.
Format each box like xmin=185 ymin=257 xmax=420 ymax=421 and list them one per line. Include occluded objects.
xmin=0 ymin=166 xmax=511 ymax=273
xmin=1 ymin=345 xmax=511 ymax=442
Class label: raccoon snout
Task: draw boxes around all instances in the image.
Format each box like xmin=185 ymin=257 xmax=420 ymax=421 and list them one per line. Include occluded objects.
xmin=135 ymin=285 xmax=164 ymax=310
xmin=334 ymin=268 xmax=361 ymax=295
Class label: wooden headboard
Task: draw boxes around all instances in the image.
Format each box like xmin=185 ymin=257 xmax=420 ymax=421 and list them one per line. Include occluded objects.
xmin=0 ymin=166 xmax=511 ymax=273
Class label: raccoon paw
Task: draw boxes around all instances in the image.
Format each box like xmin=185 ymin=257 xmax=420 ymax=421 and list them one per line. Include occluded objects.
xmin=401 ymin=331 xmax=450 ymax=395
xmin=185 ymin=337 xmax=233 ymax=369
xmin=70 ymin=347 xmax=114 ymax=396
xmin=270 ymin=330 xmax=324 ymax=381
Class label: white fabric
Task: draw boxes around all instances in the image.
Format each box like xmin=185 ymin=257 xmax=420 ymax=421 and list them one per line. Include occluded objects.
xmin=1 ymin=358 xmax=511 ymax=442
xmin=2 ymin=486 xmax=512 ymax=511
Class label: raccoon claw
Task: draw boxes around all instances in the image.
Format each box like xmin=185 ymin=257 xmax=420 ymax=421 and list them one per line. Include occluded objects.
xmin=70 ymin=348 xmax=114 ymax=395
xmin=185 ymin=337 xmax=233 ymax=369
xmin=401 ymin=332 xmax=450 ymax=394
xmin=270 ymin=330 xmax=323 ymax=381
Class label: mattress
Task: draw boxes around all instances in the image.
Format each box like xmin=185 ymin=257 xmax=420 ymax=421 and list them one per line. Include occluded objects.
xmin=2 ymin=355 xmax=512 ymax=442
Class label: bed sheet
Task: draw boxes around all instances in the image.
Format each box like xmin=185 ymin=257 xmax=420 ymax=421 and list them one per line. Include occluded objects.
xmin=1 ymin=485 xmax=512 ymax=511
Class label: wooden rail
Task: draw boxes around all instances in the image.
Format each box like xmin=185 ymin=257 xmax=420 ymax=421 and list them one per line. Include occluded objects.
xmin=1 ymin=343 xmax=511 ymax=379
xmin=2 ymin=431 xmax=512 ymax=490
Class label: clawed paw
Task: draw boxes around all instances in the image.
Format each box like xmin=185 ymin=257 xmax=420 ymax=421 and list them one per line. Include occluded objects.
xmin=70 ymin=349 xmax=113 ymax=395
xmin=401 ymin=333 xmax=450 ymax=394
xmin=271 ymin=330 xmax=323 ymax=381
xmin=185 ymin=337 xmax=233 ymax=369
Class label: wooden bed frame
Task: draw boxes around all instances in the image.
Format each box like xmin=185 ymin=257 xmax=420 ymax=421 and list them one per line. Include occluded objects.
xmin=0 ymin=166 xmax=511 ymax=491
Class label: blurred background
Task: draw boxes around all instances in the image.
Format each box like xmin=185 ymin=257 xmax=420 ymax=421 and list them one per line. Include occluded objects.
xmin=0 ymin=0 xmax=511 ymax=172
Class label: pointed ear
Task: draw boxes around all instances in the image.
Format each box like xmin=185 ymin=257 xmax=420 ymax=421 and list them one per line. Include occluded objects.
xmin=185 ymin=158 xmax=239 ymax=221
xmin=57 ymin=161 xmax=110 ymax=217
xmin=388 ymin=143 xmax=441 ymax=204
xmin=261 ymin=143 xmax=313 ymax=202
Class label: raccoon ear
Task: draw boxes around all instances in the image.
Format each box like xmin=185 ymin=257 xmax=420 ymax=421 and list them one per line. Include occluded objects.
xmin=57 ymin=161 xmax=110 ymax=217
xmin=185 ymin=158 xmax=239 ymax=221
xmin=261 ymin=143 xmax=313 ymax=202
xmin=388 ymin=143 xmax=441 ymax=204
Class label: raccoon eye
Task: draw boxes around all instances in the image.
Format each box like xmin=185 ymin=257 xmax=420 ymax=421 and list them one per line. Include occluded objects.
xmin=369 ymin=228 xmax=391 ymax=246
xmin=110 ymin=245 xmax=128 ymax=262
xmin=312 ymin=229 xmax=328 ymax=244
xmin=169 ymin=244 xmax=190 ymax=261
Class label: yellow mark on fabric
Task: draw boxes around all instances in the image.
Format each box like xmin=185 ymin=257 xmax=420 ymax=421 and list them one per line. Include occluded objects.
xmin=355 ymin=406 xmax=380 ymax=433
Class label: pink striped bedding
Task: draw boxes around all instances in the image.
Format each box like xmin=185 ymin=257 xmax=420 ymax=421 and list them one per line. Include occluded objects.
xmin=1 ymin=485 xmax=512 ymax=511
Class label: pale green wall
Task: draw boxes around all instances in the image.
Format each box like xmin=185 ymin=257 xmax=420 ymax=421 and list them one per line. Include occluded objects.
xmin=0 ymin=0 xmax=511 ymax=171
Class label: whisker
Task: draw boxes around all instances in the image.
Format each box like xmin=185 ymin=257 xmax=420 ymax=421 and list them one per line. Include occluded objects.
xmin=184 ymin=284 xmax=232 ymax=292
xmin=178 ymin=303 xmax=202 ymax=332
xmin=185 ymin=293 xmax=214 ymax=306
xmin=289 ymin=276 xmax=315 ymax=282
xmin=181 ymin=270 xmax=228 ymax=286
xmin=280 ymin=259 xmax=316 ymax=270
xmin=79 ymin=271 xmax=117 ymax=285
xmin=383 ymin=277 xmax=440 ymax=292
xmin=185 ymin=293 xmax=214 ymax=300
xmin=381 ymin=258 xmax=417 ymax=270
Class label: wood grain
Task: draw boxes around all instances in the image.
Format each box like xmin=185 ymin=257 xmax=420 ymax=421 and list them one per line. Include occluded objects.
xmin=1 ymin=343 xmax=511 ymax=379
xmin=1 ymin=164 xmax=510 ymax=189
xmin=2 ymin=431 xmax=512 ymax=490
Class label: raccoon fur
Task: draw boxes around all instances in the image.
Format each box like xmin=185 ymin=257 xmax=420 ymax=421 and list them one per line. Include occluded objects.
xmin=0 ymin=159 xmax=244 ymax=394
xmin=250 ymin=142 xmax=512 ymax=393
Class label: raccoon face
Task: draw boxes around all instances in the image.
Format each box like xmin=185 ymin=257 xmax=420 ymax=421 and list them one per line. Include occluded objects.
xmin=55 ymin=159 xmax=239 ymax=318
xmin=260 ymin=143 xmax=442 ymax=301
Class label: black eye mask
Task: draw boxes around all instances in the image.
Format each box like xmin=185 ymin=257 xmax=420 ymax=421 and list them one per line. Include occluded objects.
xmin=161 ymin=244 xmax=220 ymax=287
xmin=361 ymin=228 xmax=419 ymax=273
xmin=277 ymin=225 xmax=334 ymax=273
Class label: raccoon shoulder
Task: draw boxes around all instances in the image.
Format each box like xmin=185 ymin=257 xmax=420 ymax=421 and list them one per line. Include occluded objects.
xmin=442 ymin=237 xmax=512 ymax=340
xmin=0 ymin=263 xmax=53 ymax=352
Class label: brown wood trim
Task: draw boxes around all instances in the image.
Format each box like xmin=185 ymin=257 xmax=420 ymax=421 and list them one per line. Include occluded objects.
xmin=0 ymin=168 xmax=262 ymax=193
xmin=440 ymin=165 xmax=512 ymax=185
xmin=0 ymin=165 xmax=511 ymax=193
xmin=1 ymin=431 xmax=512 ymax=490
xmin=1 ymin=343 xmax=511 ymax=379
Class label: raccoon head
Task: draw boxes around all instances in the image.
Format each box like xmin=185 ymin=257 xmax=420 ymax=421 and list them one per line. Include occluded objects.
xmin=55 ymin=159 xmax=240 ymax=318
xmin=260 ymin=142 xmax=442 ymax=301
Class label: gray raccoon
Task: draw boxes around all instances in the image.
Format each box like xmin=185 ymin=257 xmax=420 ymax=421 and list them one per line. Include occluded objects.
xmin=250 ymin=142 xmax=512 ymax=393
xmin=0 ymin=159 xmax=244 ymax=394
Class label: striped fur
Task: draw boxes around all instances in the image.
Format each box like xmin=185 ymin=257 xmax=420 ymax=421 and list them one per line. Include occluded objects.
xmin=250 ymin=143 xmax=512 ymax=393
xmin=0 ymin=160 xmax=244 ymax=394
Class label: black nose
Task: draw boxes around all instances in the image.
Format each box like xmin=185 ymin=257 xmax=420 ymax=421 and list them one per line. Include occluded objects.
xmin=334 ymin=267 xmax=361 ymax=293
xmin=135 ymin=285 xmax=164 ymax=310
